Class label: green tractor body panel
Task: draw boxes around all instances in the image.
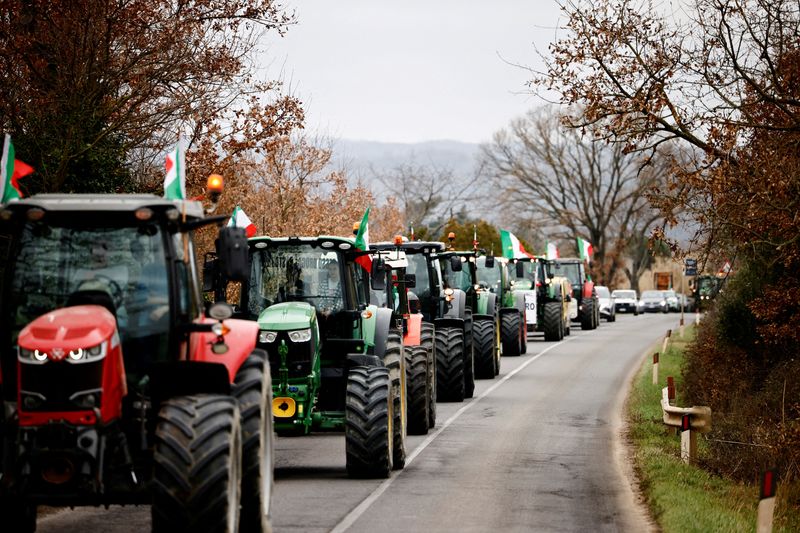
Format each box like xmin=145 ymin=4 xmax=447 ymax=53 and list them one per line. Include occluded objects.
xmin=360 ymin=303 xmax=379 ymax=349
xmin=258 ymin=301 xmax=317 ymax=331
xmin=476 ymin=290 xmax=491 ymax=315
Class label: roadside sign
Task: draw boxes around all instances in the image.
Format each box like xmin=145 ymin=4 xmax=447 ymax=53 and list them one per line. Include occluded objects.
xmin=685 ymin=258 xmax=697 ymax=276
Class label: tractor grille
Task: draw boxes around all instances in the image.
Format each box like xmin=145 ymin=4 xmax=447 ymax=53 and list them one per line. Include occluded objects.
xmin=19 ymin=360 xmax=103 ymax=412
xmin=260 ymin=331 xmax=314 ymax=377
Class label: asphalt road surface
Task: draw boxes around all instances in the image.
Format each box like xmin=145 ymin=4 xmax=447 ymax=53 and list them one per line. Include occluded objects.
xmin=38 ymin=312 xmax=682 ymax=532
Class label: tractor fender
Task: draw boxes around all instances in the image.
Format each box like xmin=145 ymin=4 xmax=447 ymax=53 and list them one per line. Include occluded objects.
xmin=403 ymin=313 xmax=422 ymax=346
xmin=434 ymin=317 xmax=465 ymax=332
xmin=582 ymin=281 xmax=595 ymax=299
xmin=444 ymin=289 xmax=466 ymax=319
xmin=476 ymin=291 xmax=497 ymax=317
xmin=512 ymin=291 xmax=529 ymax=315
xmin=189 ymin=317 xmax=259 ymax=383
xmin=370 ymin=307 xmax=394 ymax=359
xmin=346 ymin=354 xmax=383 ymax=368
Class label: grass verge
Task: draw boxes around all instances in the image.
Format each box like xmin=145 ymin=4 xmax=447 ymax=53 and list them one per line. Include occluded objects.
xmin=626 ymin=324 xmax=799 ymax=532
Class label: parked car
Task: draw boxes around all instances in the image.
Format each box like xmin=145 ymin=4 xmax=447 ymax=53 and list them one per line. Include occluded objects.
xmin=641 ymin=289 xmax=668 ymax=313
xmin=611 ymin=289 xmax=639 ymax=315
xmin=678 ymin=292 xmax=695 ymax=312
xmin=662 ymin=289 xmax=680 ymax=312
xmin=595 ymin=285 xmax=616 ymax=322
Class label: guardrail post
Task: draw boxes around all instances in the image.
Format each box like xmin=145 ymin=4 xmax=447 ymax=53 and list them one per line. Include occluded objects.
xmin=680 ymin=414 xmax=696 ymax=464
xmin=667 ymin=376 xmax=675 ymax=406
xmin=695 ymin=311 xmax=700 ymax=325
xmin=652 ymin=352 xmax=659 ymax=385
xmin=757 ymin=469 xmax=777 ymax=533
xmin=679 ymin=318 xmax=685 ymax=338
xmin=662 ymin=329 xmax=672 ymax=354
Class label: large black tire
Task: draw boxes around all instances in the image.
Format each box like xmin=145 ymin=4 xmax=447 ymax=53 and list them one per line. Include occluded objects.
xmin=383 ymin=329 xmax=406 ymax=469
xmin=232 ymin=350 xmax=274 ymax=532
xmin=152 ymin=395 xmax=242 ymax=533
xmin=0 ymin=497 xmax=36 ymax=533
xmin=406 ymin=345 xmax=429 ymax=435
xmin=435 ymin=326 xmax=465 ymax=402
xmin=463 ymin=309 xmax=475 ymax=398
xmin=420 ymin=321 xmax=436 ymax=429
xmin=543 ymin=301 xmax=563 ymax=341
xmin=581 ymin=298 xmax=596 ymax=330
xmin=520 ymin=316 xmax=528 ymax=354
xmin=501 ymin=312 xmax=522 ymax=356
xmin=473 ymin=318 xmax=497 ymax=379
xmin=345 ymin=366 xmax=393 ymax=478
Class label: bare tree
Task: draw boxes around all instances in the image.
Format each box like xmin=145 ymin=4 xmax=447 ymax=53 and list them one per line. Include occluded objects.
xmin=480 ymin=106 xmax=666 ymax=286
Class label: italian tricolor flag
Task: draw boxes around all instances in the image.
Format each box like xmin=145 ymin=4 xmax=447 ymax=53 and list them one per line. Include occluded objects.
xmin=164 ymin=139 xmax=185 ymax=200
xmin=1 ymin=134 xmax=34 ymax=203
xmin=577 ymin=237 xmax=593 ymax=261
xmin=500 ymin=229 xmax=534 ymax=259
xmin=354 ymin=207 xmax=371 ymax=272
xmin=545 ymin=241 xmax=559 ymax=260
xmin=227 ymin=205 xmax=257 ymax=237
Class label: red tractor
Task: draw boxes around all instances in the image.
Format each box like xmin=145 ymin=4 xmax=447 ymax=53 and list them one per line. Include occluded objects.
xmin=0 ymin=190 xmax=273 ymax=532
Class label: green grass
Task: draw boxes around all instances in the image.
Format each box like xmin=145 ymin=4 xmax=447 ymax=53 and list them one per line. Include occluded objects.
xmin=627 ymin=325 xmax=799 ymax=532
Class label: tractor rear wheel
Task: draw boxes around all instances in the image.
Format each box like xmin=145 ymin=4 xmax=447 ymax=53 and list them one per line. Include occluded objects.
xmin=463 ymin=310 xmax=475 ymax=398
xmin=406 ymin=345 xmax=429 ymax=435
xmin=435 ymin=326 xmax=465 ymax=402
xmin=383 ymin=329 xmax=407 ymax=469
xmin=152 ymin=395 xmax=242 ymax=533
xmin=473 ymin=318 xmax=497 ymax=379
xmin=543 ymin=302 xmax=563 ymax=341
xmin=0 ymin=497 xmax=36 ymax=533
xmin=501 ymin=312 xmax=522 ymax=356
xmin=345 ymin=366 xmax=393 ymax=478
xmin=232 ymin=349 xmax=274 ymax=532
xmin=420 ymin=321 xmax=436 ymax=429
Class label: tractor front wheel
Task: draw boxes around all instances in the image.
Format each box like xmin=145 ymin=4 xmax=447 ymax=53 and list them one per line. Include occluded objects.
xmin=232 ymin=349 xmax=274 ymax=532
xmin=406 ymin=345 xmax=429 ymax=435
xmin=435 ymin=327 xmax=465 ymax=402
xmin=152 ymin=395 xmax=242 ymax=533
xmin=383 ymin=329 xmax=407 ymax=469
xmin=420 ymin=321 xmax=436 ymax=429
xmin=473 ymin=318 xmax=497 ymax=379
xmin=581 ymin=299 xmax=596 ymax=330
xmin=463 ymin=310 xmax=475 ymax=398
xmin=501 ymin=312 xmax=522 ymax=356
xmin=543 ymin=301 xmax=563 ymax=341
xmin=0 ymin=498 xmax=37 ymax=533
xmin=345 ymin=366 xmax=393 ymax=478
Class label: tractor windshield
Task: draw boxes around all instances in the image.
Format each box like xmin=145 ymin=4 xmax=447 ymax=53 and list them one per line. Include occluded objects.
xmin=552 ymin=262 xmax=582 ymax=287
xmin=440 ymin=255 xmax=473 ymax=293
xmin=248 ymin=245 xmax=345 ymax=316
xmin=5 ymin=221 xmax=170 ymax=349
xmin=406 ymin=253 xmax=431 ymax=300
xmin=476 ymin=258 xmax=502 ymax=293
xmin=511 ymin=260 xmax=535 ymax=289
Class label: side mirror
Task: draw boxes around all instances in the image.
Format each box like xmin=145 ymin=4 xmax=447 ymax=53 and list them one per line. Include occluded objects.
xmin=516 ymin=261 xmax=525 ymax=278
xmin=450 ymin=255 xmax=462 ymax=272
xmin=405 ymin=273 xmax=416 ymax=288
xmin=371 ymin=257 xmax=385 ymax=274
xmin=216 ymin=227 xmax=249 ymax=282
xmin=371 ymin=271 xmax=386 ymax=291
xmin=485 ymin=255 xmax=495 ymax=269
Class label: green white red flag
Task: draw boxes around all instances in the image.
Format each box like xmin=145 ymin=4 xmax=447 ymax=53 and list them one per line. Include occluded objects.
xmin=354 ymin=207 xmax=371 ymax=272
xmin=164 ymin=138 xmax=185 ymax=200
xmin=546 ymin=241 xmax=559 ymax=260
xmin=1 ymin=134 xmax=34 ymax=203
xmin=227 ymin=205 xmax=257 ymax=237
xmin=577 ymin=237 xmax=593 ymax=261
xmin=500 ymin=229 xmax=534 ymax=259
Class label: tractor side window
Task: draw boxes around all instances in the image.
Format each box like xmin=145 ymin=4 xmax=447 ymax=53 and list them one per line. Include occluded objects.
xmin=172 ymin=235 xmax=191 ymax=318
xmin=407 ymin=254 xmax=430 ymax=299
xmin=352 ymin=262 xmax=369 ymax=307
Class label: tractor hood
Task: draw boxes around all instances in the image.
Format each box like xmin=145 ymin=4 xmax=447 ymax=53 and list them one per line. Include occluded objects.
xmin=258 ymin=302 xmax=317 ymax=331
xmin=18 ymin=305 xmax=117 ymax=357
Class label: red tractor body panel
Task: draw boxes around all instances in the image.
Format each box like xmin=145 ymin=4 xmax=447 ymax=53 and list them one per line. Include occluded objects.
xmin=403 ymin=313 xmax=422 ymax=346
xmin=582 ymin=281 xmax=595 ymax=299
xmin=16 ymin=305 xmax=127 ymax=426
xmin=188 ymin=317 xmax=259 ymax=382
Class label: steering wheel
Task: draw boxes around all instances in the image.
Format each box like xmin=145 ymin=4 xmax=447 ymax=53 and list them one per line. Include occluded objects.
xmin=90 ymin=274 xmax=125 ymax=308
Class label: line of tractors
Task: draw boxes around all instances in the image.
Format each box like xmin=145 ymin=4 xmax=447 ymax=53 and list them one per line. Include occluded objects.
xmin=0 ymin=189 xmax=607 ymax=532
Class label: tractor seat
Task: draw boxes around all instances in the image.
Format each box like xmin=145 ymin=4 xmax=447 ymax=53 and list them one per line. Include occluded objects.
xmin=66 ymin=290 xmax=117 ymax=319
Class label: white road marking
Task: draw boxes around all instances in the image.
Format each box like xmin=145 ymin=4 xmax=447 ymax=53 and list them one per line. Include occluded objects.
xmin=330 ymin=334 xmax=579 ymax=533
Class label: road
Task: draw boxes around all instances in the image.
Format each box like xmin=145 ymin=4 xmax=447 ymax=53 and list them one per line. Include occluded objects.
xmin=38 ymin=312 xmax=679 ymax=532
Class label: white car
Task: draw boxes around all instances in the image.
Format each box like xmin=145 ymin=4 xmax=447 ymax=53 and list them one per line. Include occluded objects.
xmin=662 ymin=289 xmax=680 ymax=312
xmin=595 ymin=285 xmax=616 ymax=321
xmin=641 ymin=289 xmax=668 ymax=313
xmin=611 ymin=289 xmax=639 ymax=315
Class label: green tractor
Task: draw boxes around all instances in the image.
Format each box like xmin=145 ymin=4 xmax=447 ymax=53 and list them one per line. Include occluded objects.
xmin=507 ymin=257 xmax=571 ymax=342
xmin=370 ymin=241 xmax=474 ymax=403
xmin=475 ymin=255 xmax=525 ymax=362
xmin=234 ymin=236 xmax=407 ymax=478
xmin=550 ymin=258 xmax=599 ymax=330
xmin=369 ymin=245 xmax=434 ymax=435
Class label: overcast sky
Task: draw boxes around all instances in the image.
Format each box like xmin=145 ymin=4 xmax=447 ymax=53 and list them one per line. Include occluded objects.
xmin=259 ymin=1 xmax=565 ymax=144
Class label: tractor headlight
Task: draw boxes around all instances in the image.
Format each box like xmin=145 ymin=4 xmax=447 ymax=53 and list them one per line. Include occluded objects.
xmin=288 ymin=329 xmax=312 ymax=343
xmin=18 ymin=347 xmax=48 ymax=364
xmin=259 ymin=330 xmax=278 ymax=344
xmin=68 ymin=342 xmax=107 ymax=364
